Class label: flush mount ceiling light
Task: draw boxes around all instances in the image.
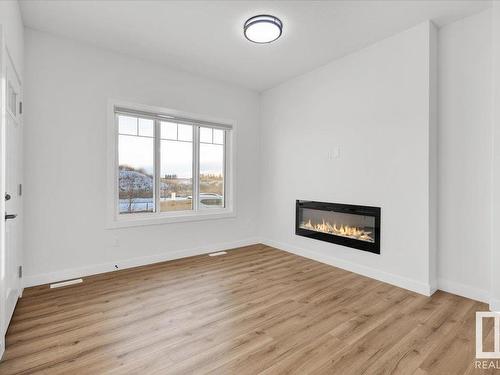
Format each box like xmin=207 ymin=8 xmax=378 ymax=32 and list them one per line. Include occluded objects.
xmin=244 ymin=15 xmax=283 ymax=44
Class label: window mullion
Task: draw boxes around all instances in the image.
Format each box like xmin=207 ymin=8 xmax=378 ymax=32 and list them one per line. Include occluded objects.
xmin=154 ymin=119 xmax=161 ymax=214
xmin=115 ymin=114 xmax=120 ymax=219
xmin=193 ymin=126 xmax=200 ymax=212
xmin=223 ymin=130 xmax=226 ymax=208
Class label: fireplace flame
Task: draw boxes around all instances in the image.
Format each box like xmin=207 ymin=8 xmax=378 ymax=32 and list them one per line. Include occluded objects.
xmin=301 ymin=219 xmax=374 ymax=243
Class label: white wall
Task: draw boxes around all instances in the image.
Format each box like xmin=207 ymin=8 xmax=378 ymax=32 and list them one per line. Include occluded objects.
xmin=491 ymin=3 xmax=500 ymax=312
xmin=260 ymin=22 xmax=437 ymax=295
xmin=23 ymin=29 xmax=261 ymax=286
xmin=0 ymin=0 xmax=23 ymax=77
xmin=21 ymin=10 xmax=497 ymax=306
xmin=437 ymin=9 xmax=492 ymax=303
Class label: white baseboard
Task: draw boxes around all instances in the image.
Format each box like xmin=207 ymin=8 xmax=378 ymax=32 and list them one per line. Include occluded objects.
xmin=23 ymin=238 xmax=260 ymax=288
xmin=24 ymin=237 xmax=490 ymax=306
xmin=490 ymin=298 xmax=500 ymax=312
xmin=0 ymin=336 xmax=4 ymax=362
xmin=261 ymin=238 xmax=434 ymax=296
xmin=437 ymin=278 xmax=490 ymax=304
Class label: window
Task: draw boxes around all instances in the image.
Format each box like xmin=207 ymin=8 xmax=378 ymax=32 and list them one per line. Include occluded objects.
xmin=199 ymin=127 xmax=225 ymax=209
xmin=118 ymin=115 xmax=154 ymax=214
xmin=109 ymin=102 xmax=233 ymax=226
xmin=159 ymin=121 xmax=193 ymax=212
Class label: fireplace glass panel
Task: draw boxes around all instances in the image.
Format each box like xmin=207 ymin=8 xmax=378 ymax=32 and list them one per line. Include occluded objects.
xmin=298 ymin=207 xmax=375 ymax=243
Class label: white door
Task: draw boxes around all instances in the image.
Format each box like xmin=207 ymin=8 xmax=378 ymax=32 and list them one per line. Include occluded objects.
xmin=4 ymin=48 xmax=22 ymax=331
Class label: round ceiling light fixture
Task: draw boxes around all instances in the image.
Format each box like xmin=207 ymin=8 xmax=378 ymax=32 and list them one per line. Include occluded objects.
xmin=244 ymin=15 xmax=283 ymax=44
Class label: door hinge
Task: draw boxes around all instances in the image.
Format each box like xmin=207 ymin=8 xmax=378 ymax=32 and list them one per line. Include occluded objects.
xmin=19 ymin=101 xmax=22 ymax=115
xmin=18 ymin=184 xmax=22 ymax=196
xmin=18 ymin=265 xmax=22 ymax=278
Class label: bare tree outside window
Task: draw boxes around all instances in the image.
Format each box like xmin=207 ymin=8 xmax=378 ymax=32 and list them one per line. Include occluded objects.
xmin=119 ymin=165 xmax=154 ymax=213
xmin=118 ymin=115 xmax=154 ymax=213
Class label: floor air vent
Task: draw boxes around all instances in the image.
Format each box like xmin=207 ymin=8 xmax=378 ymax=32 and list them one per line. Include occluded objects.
xmin=50 ymin=278 xmax=83 ymax=288
xmin=209 ymin=251 xmax=227 ymax=257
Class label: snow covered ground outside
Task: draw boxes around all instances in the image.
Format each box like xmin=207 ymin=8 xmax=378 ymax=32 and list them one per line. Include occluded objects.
xmin=119 ymin=194 xmax=223 ymax=213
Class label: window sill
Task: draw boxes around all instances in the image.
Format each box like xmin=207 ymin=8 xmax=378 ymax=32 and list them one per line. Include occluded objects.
xmin=106 ymin=209 xmax=236 ymax=229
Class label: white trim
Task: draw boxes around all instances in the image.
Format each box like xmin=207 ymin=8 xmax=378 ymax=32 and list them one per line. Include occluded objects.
xmin=107 ymin=210 xmax=236 ymax=229
xmin=114 ymin=107 xmax=233 ymax=130
xmin=0 ymin=26 xmax=6 ymax=359
xmin=261 ymin=238 xmax=435 ymax=296
xmin=106 ymin=99 xmax=236 ymax=228
xmin=438 ymin=278 xmax=490 ymax=303
xmin=23 ymin=238 xmax=259 ymax=288
xmin=22 ymin=238 xmax=494 ymax=304
xmin=110 ymin=99 xmax=235 ymax=127
xmin=192 ymin=125 xmax=200 ymax=211
xmin=154 ymin=118 xmax=160 ymax=215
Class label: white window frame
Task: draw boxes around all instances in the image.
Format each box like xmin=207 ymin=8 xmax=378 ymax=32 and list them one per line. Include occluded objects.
xmin=106 ymin=99 xmax=235 ymax=228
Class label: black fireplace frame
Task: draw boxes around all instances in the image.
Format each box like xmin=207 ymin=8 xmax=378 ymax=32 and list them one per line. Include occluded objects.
xmin=295 ymin=200 xmax=381 ymax=254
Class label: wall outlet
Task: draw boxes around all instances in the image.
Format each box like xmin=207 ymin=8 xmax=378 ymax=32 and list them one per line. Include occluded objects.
xmin=112 ymin=237 xmax=119 ymax=247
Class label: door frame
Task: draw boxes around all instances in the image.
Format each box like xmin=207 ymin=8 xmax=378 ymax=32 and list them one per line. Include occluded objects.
xmin=4 ymin=38 xmax=22 ymax=334
xmin=0 ymin=25 xmax=23 ymax=361
xmin=0 ymin=25 xmax=6 ymax=361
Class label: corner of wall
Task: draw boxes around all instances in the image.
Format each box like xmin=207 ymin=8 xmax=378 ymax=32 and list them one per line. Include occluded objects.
xmin=0 ymin=335 xmax=4 ymax=361
xmin=491 ymin=1 xmax=500 ymax=311
xmin=438 ymin=278 xmax=490 ymax=304
xmin=428 ymin=20 xmax=439 ymax=292
xmin=261 ymin=239 xmax=435 ymax=297
xmin=490 ymin=298 xmax=500 ymax=312
xmin=24 ymin=237 xmax=261 ymax=287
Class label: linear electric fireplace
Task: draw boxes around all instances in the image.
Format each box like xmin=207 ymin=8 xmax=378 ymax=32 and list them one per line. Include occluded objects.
xmin=296 ymin=200 xmax=381 ymax=254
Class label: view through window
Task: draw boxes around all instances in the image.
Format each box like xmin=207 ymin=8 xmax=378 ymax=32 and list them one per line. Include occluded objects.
xmin=199 ymin=127 xmax=225 ymax=209
xmin=118 ymin=115 xmax=154 ymax=213
xmin=117 ymin=109 xmax=228 ymax=216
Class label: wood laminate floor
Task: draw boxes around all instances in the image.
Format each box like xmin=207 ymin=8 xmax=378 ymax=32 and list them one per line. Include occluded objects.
xmin=0 ymin=244 xmax=493 ymax=374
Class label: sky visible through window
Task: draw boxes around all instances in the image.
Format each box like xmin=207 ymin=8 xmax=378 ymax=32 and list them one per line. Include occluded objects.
xmin=118 ymin=118 xmax=224 ymax=177
xmin=118 ymin=114 xmax=226 ymax=214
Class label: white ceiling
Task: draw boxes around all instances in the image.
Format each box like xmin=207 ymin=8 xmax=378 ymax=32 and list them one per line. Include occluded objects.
xmin=20 ymin=0 xmax=491 ymax=92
